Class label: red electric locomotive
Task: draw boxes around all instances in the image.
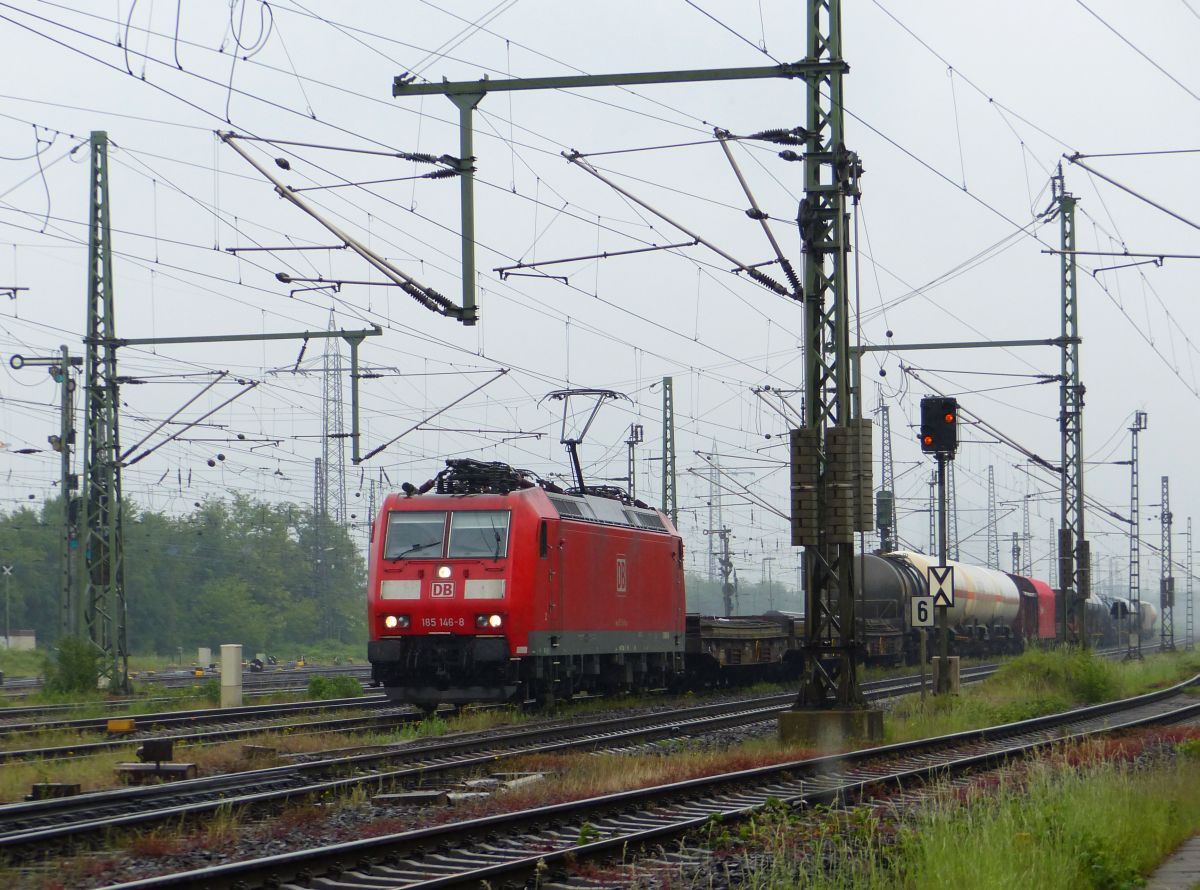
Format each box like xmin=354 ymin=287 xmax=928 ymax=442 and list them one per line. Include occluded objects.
xmin=367 ymin=459 xmax=686 ymax=708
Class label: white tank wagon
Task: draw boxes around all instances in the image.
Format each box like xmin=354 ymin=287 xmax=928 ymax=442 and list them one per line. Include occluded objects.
xmin=893 ymin=551 xmax=1022 ymax=632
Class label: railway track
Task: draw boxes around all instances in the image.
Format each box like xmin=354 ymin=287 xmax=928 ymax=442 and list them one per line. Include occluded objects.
xmin=0 ymin=668 xmax=988 ymax=859
xmin=0 ymin=697 xmax=419 ymax=765
xmin=104 ymin=672 xmax=1200 ymax=890
xmin=0 ymin=665 xmax=372 ymax=701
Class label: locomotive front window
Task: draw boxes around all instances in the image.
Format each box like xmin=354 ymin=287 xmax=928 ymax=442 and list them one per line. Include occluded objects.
xmin=384 ymin=511 xmax=447 ymax=560
xmin=448 ymin=510 xmax=511 ymax=559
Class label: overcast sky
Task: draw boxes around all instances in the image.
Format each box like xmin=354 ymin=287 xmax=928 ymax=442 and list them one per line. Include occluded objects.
xmin=0 ymin=1 xmax=1197 ymax=604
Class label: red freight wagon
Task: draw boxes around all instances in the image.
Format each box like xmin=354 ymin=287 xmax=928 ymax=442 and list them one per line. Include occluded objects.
xmin=368 ymin=460 xmax=686 ymax=709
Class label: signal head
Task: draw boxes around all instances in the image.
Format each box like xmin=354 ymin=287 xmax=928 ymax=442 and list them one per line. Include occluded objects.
xmin=919 ymin=396 xmax=959 ymax=455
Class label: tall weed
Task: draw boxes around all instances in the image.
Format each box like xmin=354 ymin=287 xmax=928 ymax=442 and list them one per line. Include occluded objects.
xmin=42 ymin=636 xmax=102 ymax=694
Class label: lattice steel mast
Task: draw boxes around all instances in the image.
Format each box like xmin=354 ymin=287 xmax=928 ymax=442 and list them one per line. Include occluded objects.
xmin=1187 ymin=517 xmax=1194 ymax=652
xmin=947 ymin=462 xmax=959 ymax=561
xmin=1160 ymin=476 xmax=1175 ymax=651
xmin=1022 ymin=481 xmax=1033 ymax=576
xmin=81 ymin=131 xmax=129 ymax=693
xmin=661 ymin=377 xmax=677 ymax=526
xmin=987 ymin=465 xmax=999 ymax=569
xmin=876 ymin=389 xmax=896 ymax=553
xmin=928 ymin=471 xmax=936 ymax=556
xmin=1128 ymin=411 xmax=1147 ymax=658
xmin=707 ymin=439 xmax=720 ymax=580
xmin=792 ymin=0 xmax=871 ymax=710
xmin=1052 ymin=166 xmax=1088 ymax=645
xmin=321 ymin=313 xmax=348 ymax=528
xmin=313 ymin=457 xmax=330 ymax=638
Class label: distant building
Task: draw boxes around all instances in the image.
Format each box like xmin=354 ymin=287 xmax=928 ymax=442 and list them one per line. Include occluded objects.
xmin=1 ymin=630 xmax=36 ymax=651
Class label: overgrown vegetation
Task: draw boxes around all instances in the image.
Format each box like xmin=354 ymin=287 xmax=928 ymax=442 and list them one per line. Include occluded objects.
xmin=41 ymin=636 xmax=103 ymax=694
xmin=306 ymin=675 xmax=365 ymax=700
xmin=703 ymin=734 xmax=1200 ymax=889
xmin=886 ymin=647 xmax=1200 ymax=742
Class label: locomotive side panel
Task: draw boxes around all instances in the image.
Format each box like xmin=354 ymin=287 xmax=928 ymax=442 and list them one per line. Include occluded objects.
xmin=536 ymin=507 xmax=684 ymax=657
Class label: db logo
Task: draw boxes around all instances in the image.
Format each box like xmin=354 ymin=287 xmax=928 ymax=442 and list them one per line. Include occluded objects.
xmin=430 ymin=581 xmax=455 ymax=598
xmin=616 ymin=556 xmax=627 ymax=594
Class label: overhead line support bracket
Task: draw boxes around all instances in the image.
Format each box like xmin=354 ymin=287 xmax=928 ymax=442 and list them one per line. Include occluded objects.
xmin=391 ymin=61 xmax=842 ymax=324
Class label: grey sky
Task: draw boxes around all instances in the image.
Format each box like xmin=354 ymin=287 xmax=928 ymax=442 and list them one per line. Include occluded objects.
xmin=0 ymin=1 xmax=1196 ymax=598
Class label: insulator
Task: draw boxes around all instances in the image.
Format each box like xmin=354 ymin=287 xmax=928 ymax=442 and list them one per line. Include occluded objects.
xmin=748 ymin=269 xmax=790 ymax=297
xmin=434 ymin=459 xmax=536 ymax=494
xmin=397 ymin=151 xmax=441 ymax=165
xmin=424 ymin=168 xmax=462 ymax=180
xmin=748 ymin=127 xmax=808 ymax=145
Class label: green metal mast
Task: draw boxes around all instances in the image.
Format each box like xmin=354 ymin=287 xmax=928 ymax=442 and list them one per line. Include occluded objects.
xmin=81 ymin=131 xmax=130 ymax=692
xmin=661 ymin=377 xmax=677 ymax=527
xmin=1160 ymin=475 xmax=1174 ymax=650
xmin=876 ymin=389 xmax=896 ymax=553
xmin=792 ymin=0 xmax=869 ymax=709
xmin=1052 ymin=165 xmax=1088 ymax=646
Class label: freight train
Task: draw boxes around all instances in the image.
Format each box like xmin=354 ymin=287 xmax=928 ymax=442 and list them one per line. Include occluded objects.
xmin=367 ymin=459 xmax=1157 ymax=708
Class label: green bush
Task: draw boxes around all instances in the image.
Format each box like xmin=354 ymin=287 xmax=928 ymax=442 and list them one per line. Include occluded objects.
xmin=993 ymin=647 xmax=1118 ymax=704
xmin=306 ymin=675 xmax=364 ymax=700
xmin=42 ymin=636 xmax=103 ymax=694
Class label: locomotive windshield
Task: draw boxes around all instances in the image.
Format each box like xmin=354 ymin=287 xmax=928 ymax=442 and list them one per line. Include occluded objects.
xmin=448 ymin=510 xmax=511 ymax=558
xmin=384 ymin=511 xmax=446 ymax=559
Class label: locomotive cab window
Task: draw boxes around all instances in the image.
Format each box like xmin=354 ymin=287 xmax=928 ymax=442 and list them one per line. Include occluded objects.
xmin=384 ymin=511 xmax=447 ymax=560
xmin=448 ymin=510 xmax=511 ymax=559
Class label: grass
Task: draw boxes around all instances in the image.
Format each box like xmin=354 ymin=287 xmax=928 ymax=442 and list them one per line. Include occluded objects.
xmin=0 ymin=648 xmax=48 ymax=681
xmin=701 ymin=731 xmax=1200 ymax=889
xmin=884 ymin=647 xmax=1200 ymax=743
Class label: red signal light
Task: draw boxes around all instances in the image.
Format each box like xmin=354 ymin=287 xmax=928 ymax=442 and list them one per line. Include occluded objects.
xmin=944 ymin=412 xmax=955 ymax=423
xmin=922 ymin=435 xmax=934 ymax=446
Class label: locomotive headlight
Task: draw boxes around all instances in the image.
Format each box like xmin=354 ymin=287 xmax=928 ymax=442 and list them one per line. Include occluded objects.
xmin=384 ymin=615 xmax=398 ymax=629
xmin=476 ymin=613 xmax=503 ymax=629
xmin=437 ymin=565 xmax=452 ymax=579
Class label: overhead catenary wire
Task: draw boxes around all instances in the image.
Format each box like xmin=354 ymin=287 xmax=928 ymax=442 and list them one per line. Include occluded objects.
xmin=2 ymin=1 xmax=1190 ymax=585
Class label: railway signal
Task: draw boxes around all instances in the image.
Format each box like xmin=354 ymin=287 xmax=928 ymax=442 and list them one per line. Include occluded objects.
xmin=919 ymin=396 xmax=962 ymax=695
xmin=919 ymin=397 xmax=958 ymax=455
